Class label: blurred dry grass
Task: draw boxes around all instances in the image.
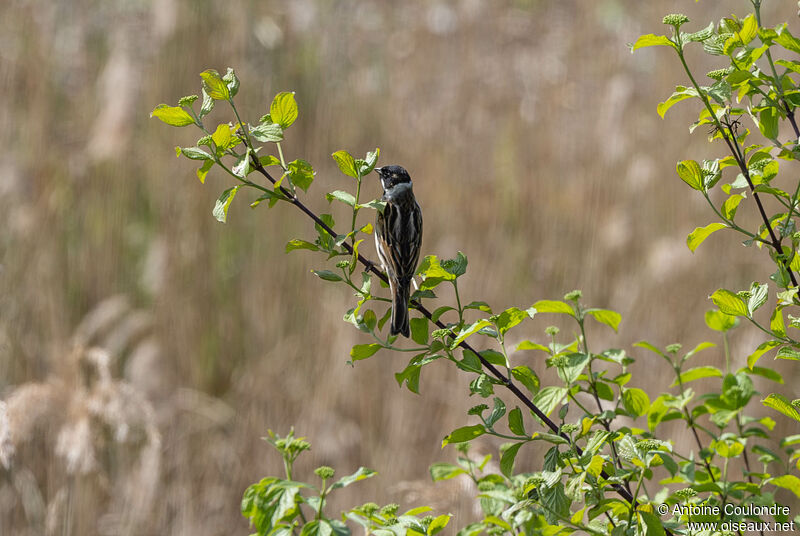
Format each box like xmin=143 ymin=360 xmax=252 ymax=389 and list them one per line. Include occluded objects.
xmin=1 ymin=0 xmax=798 ymax=534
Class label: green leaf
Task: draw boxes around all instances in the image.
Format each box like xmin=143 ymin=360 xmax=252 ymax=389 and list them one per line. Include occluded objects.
xmin=748 ymin=340 xmax=781 ymax=369
xmin=759 ymin=107 xmax=779 ymax=140
xmin=418 ymin=255 xmax=457 ymax=289
xmin=212 ymin=185 xmax=241 ymax=223
xmin=721 ymin=194 xmax=744 ymax=220
xmin=150 ymin=104 xmax=195 ymax=126
xmin=704 ymin=309 xmax=738 ymax=332
xmin=196 ymin=159 xmax=214 ymax=184
xmin=531 ymin=300 xmax=574 ymax=316
xmin=409 ymin=317 xmax=428 ymax=345
xmin=495 ymin=307 xmax=527 ymax=335
xmin=326 ymin=190 xmax=356 ymax=207
xmin=775 ymin=27 xmax=800 ymax=55
xmin=199 ymin=87 xmax=214 ymax=117
xmin=516 ymin=340 xmax=550 ymax=352
xmin=250 ymin=122 xmax=284 ymax=142
xmin=585 ymin=309 xmax=621 ymax=332
xmin=358 ymin=148 xmax=380 ymax=176
xmin=222 ymin=67 xmax=239 ymax=97
xmin=330 ymin=467 xmax=376 ymax=490
xmin=676 ymin=160 xmax=704 ymax=191
xmin=511 ymin=365 xmax=540 ymax=394
xmin=429 ymin=462 xmax=466 ymax=481
xmin=270 ymin=92 xmax=298 ymax=129
xmin=631 ymin=34 xmax=676 ymax=51
xmin=332 ymin=150 xmax=358 ymax=178
xmin=657 ymin=88 xmax=697 ymax=118
xmin=285 ymin=239 xmax=319 ymax=253
xmin=427 ymin=514 xmax=451 ymax=536
xmin=747 ymin=282 xmax=768 ymax=315
xmin=211 ymin=123 xmax=233 ymax=150
xmin=686 ymin=22 xmax=714 ymax=43
xmin=442 ymin=424 xmax=485 ymax=446
xmin=776 ymin=347 xmax=800 ymax=361
xmin=486 ymin=397 xmax=506 ymax=427
xmin=500 ymin=442 xmax=523 ymax=478
xmin=687 ymin=222 xmax=727 ymax=252
xmin=176 ymin=146 xmax=213 ymax=161
xmin=300 ymin=520 xmax=333 ymax=536
xmin=762 ymin=393 xmax=800 ymax=422
xmin=638 ymin=510 xmax=666 ymax=536
xmin=671 ymin=366 xmax=723 ymax=386
xmin=533 ymin=386 xmax=568 ymax=417
xmin=771 ymin=475 xmax=800 ymax=498
xmin=350 ymin=343 xmax=381 ymax=361
xmin=508 ymin=407 xmax=526 ymax=436
xmin=622 ymin=388 xmax=650 ymax=417
xmin=450 ymin=319 xmax=492 ymax=348
xmin=313 ymin=270 xmax=343 ymax=282
xmin=710 ymin=289 xmax=748 ymax=316
xmin=200 ymin=69 xmax=230 ymax=100
xmin=287 ymin=159 xmax=315 ymax=192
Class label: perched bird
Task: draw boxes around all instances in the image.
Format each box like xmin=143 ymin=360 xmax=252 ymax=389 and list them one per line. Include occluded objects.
xmin=374 ymin=165 xmax=423 ymax=337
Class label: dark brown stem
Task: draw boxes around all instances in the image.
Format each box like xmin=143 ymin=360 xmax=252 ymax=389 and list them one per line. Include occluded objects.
xmin=247 ymin=157 xmax=655 ymax=518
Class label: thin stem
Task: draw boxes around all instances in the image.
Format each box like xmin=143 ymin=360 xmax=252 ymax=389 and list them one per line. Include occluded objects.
xmin=247 ymin=156 xmax=649 ymax=517
xmin=675 ymin=48 xmax=798 ymax=288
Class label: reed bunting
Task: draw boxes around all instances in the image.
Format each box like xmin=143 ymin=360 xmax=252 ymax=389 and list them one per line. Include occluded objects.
xmin=374 ymin=165 xmax=423 ymax=337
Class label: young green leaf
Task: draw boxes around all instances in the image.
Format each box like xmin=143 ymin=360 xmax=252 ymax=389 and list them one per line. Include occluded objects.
xmin=687 ymin=223 xmax=727 ymax=252
xmin=495 ymin=307 xmax=527 ymax=335
xmin=429 ymin=462 xmax=466 ymax=481
xmin=270 ymin=92 xmax=298 ymax=129
xmin=287 ymin=159 xmax=315 ymax=191
xmin=511 ymin=365 xmax=540 ymax=394
xmin=704 ymin=309 xmax=738 ymax=332
xmin=151 ymin=104 xmax=195 ymax=127
xmin=212 ymin=185 xmax=241 ymax=223
xmin=710 ymin=289 xmax=748 ymax=316
xmin=442 ymin=424 xmax=486 ymax=447
xmin=508 ymin=407 xmax=526 ymax=436
xmin=251 ymin=122 xmax=284 ymax=142
xmin=499 ymin=442 xmax=523 ymax=478
xmin=350 ymin=343 xmax=381 ymax=361
xmin=332 ymin=150 xmax=358 ymax=178
xmin=200 ymin=69 xmax=230 ymax=100
xmin=630 ymin=34 xmax=676 ymax=51
xmin=410 ymin=317 xmax=429 ymax=345
xmin=585 ymin=309 xmax=621 ymax=332
xmin=531 ymin=300 xmax=574 ymax=316
xmin=671 ymin=366 xmax=723 ymax=386
xmin=676 ymin=160 xmax=704 ymax=190
xmin=326 ymin=190 xmax=356 ymax=207
xmin=330 ymin=467 xmax=376 ymax=490
xmin=622 ymin=388 xmax=650 ymax=417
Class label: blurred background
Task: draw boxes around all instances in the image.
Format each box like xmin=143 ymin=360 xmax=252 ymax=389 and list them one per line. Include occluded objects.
xmin=1 ymin=0 xmax=798 ymax=534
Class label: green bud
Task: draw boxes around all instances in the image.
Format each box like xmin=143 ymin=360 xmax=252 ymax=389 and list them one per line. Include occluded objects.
xmin=560 ymin=423 xmax=578 ymax=434
xmin=549 ymin=355 xmax=569 ymax=367
xmin=666 ymin=343 xmax=682 ymax=354
xmin=359 ymin=502 xmax=379 ymax=516
xmin=663 ymin=13 xmax=690 ymax=28
xmin=564 ymin=290 xmax=582 ymax=302
xmin=379 ymin=504 xmax=399 ymax=517
xmin=179 ymin=94 xmax=199 ymax=107
xmin=706 ymin=68 xmax=731 ymax=81
xmin=431 ymin=328 xmax=450 ymax=339
xmin=197 ymin=135 xmax=213 ymax=146
xmin=422 ymin=515 xmax=435 ymax=525
xmin=675 ymin=487 xmax=698 ymax=499
xmin=336 ymin=260 xmax=350 ymax=269
xmin=636 ymin=439 xmax=662 ymax=452
xmin=792 ymin=399 xmax=800 ymax=409
xmin=545 ymin=326 xmax=560 ymax=336
xmin=314 ymin=465 xmax=335 ymax=480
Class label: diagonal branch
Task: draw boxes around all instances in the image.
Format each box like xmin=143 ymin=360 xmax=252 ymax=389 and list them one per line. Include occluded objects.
xmin=248 ymin=157 xmax=655 ymax=516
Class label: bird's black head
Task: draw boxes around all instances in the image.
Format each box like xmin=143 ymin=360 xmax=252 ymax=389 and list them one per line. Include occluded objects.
xmin=375 ymin=165 xmax=412 ymax=190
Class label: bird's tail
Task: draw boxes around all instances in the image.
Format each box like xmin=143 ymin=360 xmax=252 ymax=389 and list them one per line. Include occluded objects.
xmin=390 ymin=279 xmax=411 ymax=338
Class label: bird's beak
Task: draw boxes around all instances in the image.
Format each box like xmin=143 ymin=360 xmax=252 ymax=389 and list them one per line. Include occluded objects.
xmin=374 ymin=167 xmax=383 ymax=175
